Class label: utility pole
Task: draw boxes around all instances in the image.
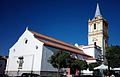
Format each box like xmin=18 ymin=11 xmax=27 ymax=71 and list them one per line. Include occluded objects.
xmin=108 ymin=59 xmax=110 ymax=77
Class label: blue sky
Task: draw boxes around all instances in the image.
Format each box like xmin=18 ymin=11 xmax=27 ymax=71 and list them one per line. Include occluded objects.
xmin=0 ymin=0 xmax=120 ymax=56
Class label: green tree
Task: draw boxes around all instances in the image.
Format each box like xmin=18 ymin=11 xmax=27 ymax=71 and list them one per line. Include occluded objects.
xmin=71 ymin=59 xmax=88 ymax=74
xmin=48 ymin=51 xmax=88 ymax=76
xmin=88 ymin=62 xmax=100 ymax=71
xmin=106 ymin=45 xmax=120 ymax=68
xmin=48 ymin=51 xmax=69 ymax=77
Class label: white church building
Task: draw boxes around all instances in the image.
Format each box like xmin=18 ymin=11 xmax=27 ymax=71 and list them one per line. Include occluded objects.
xmin=5 ymin=28 xmax=92 ymax=77
xmin=5 ymin=3 xmax=108 ymax=77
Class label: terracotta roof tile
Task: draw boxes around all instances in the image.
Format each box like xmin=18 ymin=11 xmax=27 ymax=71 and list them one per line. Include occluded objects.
xmin=86 ymin=57 xmax=96 ymax=60
xmin=30 ymin=31 xmax=92 ymax=58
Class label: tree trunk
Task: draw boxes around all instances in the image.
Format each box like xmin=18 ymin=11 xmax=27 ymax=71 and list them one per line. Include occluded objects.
xmin=57 ymin=66 xmax=60 ymax=77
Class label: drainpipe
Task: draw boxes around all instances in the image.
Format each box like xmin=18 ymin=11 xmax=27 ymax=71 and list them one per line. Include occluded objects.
xmin=31 ymin=55 xmax=34 ymax=74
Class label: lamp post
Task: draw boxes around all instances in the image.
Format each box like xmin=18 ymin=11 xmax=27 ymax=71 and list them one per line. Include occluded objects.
xmin=108 ymin=58 xmax=110 ymax=77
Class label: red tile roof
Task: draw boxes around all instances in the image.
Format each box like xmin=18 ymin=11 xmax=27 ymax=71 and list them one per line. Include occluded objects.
xmin=30 ymin=31 xmax=92 ymax=58
xmin=86 ymin=57 xmax=96 ymax=60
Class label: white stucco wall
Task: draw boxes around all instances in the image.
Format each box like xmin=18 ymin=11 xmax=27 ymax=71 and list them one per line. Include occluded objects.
xmin=80 ymin=45 xmax=101 ymax=59
xmin=41 ymin=46 xmax=58 ymax=72
xmin=80 ymin=45 xmax=102 ymax=75
xmin=81 ymin=46 xmax=95 ymax=58
xmin=5 ymin=29 xmax=44 ymax=76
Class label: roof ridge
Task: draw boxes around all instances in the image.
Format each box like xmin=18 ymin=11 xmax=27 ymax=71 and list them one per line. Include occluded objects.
xmin=30 ymin=31 xmax=79 ymax=50
xmin=29 ymin=30 xmax=92 ymax=57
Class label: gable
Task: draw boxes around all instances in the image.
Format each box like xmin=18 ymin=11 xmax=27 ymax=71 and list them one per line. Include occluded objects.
xmin=9 ymin=29 xmax=44 ymax=56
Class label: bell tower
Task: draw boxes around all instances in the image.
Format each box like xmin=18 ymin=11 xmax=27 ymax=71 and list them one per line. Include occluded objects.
xmin=88 ymin=3 xmax=108 ymax=59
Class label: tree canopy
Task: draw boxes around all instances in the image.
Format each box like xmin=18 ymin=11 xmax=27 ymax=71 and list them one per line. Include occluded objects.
xmin=48 ymin=51 xmax=88 ymax=75
xmin=70 ymin=59 xmax=88 ymax=74
xmin=106 ymin=45 xmax=120 ymax=68
xmin=71 ymin=59 xmax=88 ymax=70
xmin=88 ymin=62 xmax=100 ymax=71
xmin=48 ymin=51 xmax=70 ymax=77
xmin=48 ymin=51 xmax=69 ymax=69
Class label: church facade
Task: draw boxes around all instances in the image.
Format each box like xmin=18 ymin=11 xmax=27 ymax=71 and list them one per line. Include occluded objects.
xmin=5 ymin=3 xmax=108 ymax=77
xmin=5 ymin=29 xmax=91 ymax=76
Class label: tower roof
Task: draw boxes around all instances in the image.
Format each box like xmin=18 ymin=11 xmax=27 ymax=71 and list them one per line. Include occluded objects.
xmin=95 ymin=3 xmax=102 ymax=17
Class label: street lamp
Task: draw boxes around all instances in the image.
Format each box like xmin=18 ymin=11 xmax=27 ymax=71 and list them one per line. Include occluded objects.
xmin=107 ymin=57 xmax=110 ymax=77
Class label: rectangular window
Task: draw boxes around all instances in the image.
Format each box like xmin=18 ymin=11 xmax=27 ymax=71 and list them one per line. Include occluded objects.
xmin=94 ymin=24 xmax=96 ymax=29
xmin=94 ymin=42 xmax=96 ymax=45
